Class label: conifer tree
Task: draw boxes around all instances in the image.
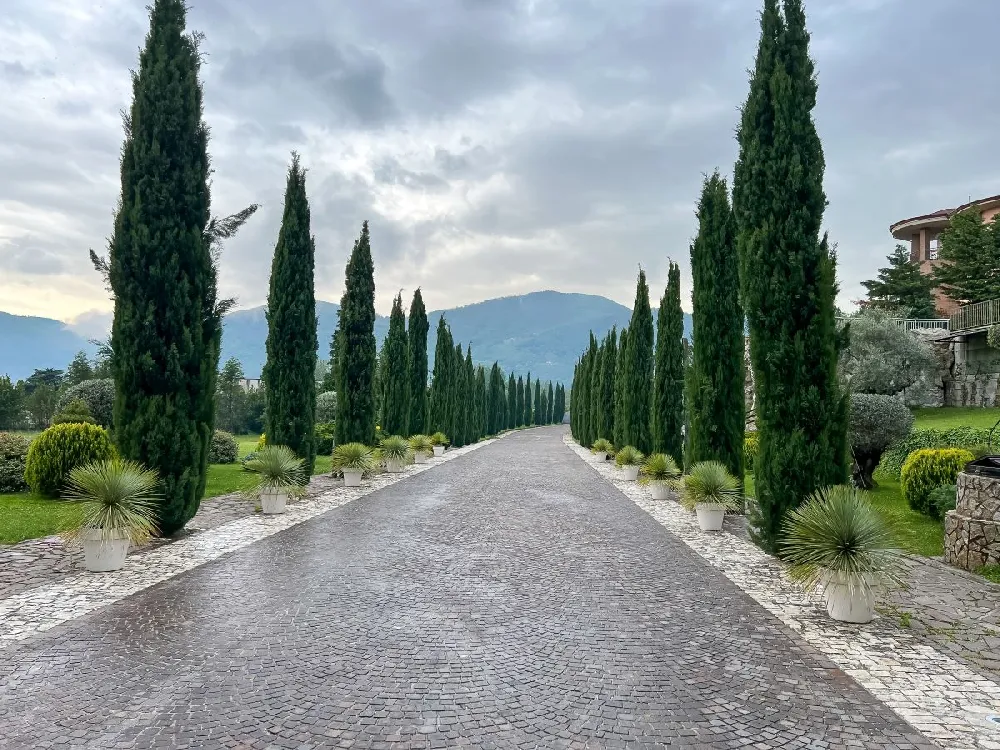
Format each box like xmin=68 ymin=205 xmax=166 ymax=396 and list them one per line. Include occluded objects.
xmin=686 ymin=173 xmax=744 ymax=478
xmin=621 ymin=271 xmax=654 ymax=453
xmin=264 ymin=154 xmax=318 ymax=473
xmin=474 ymin=366 xmax=487 ymax=440
xmin=108 ymin=0 xmax=254 ymax=533
xmin=547 ymin=381 xmax=555 ymax=424
xmin=322 ymin=312 xmax=343 ymax=395
xmin=653 ymin=263 xmax=687 ymax=463
xmin=861 ymin=245 xmax=936 ymax=318
xmin=507 ymin=373 xmax=517 ymax=429
xmin=514 ymin=376 xmax=523 ymax=428
xmin=733 ymin=0 xmax=848 ymax=552
xmin=533 ymin=378 xmax=542 ymax=428
xmin=588 ymin=342 xmax=602 ymax=437
xmin=381 ymin=293 xmax=409 ymax=436
xmin=452 ymin=343 xmax=467 ymax=447
xmin=598 ymin=328 xmax=617 ymax=441
xmin=406 ymin=289 xmax=429 ymax=435
xmin=613 ymin=328 xmax=628 ymax=448
xmin=430 ymin=316 xmax=453 ymax=435
xmin=523 ymin=373 xmax=532 ymax=427
xmin=335 ymin=221 xmax=377 ymax=446
xmin=464 ymin=347 xmax=476 ymax=441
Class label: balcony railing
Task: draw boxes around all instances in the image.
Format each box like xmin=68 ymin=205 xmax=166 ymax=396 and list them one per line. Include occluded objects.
xmin=951 ymin=299 xmax=1000 ymax=333
xmin=836 ymin=317 xmax=950 ymax=331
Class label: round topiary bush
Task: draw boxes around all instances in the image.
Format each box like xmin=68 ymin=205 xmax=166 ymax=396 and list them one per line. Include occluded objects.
xmin=900 ymin=448 xmax=974 ymax=519
xmin=53 ymin=379 xmax=114 ymax=428
xmin=0 ymin=432 xmax=31 ymax=492
xmin=51 ymin=398 xmax=97 ymax=426
xmin=24 ymin=423 xmax=116 ymax=498
xmin=316 ymin=391 xmax=337 ymax=423
xmin=849 ymin=394 xmax=914 ymax=489
xmin=208 ymin=429 xmax=239 ymax=464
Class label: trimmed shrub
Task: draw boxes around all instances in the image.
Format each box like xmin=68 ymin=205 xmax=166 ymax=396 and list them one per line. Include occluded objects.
xmin=255 ymin=433 xmax=266 ymax=451
xmin=208 ymin=430 xmax=239 ymax=464
xmin=879 ymin=427 xmax=990 ymax=480
xmin=849 ymin=394 xmax=913 ymax=489
xmin=24 ymin=423 xmax=116 ymax=498
xmin=316 ymin=391 xmax=337 ymax=423
xmin=51 ymin=398 xmax=96 ymax=426
xmin=53 ymin=379 xmax=114 ymax=428
xmin=315 ymin=422 xmax=335 ymax=456
xmin=743 ymin=431 xmax=759 ymax=473
xmin=0 ymin=432 xmax=30 ymax=492
xmin=928 ymin=484 xmax=958 ymax=518
xmin=900 ymin=448 xmax=974 ymax=519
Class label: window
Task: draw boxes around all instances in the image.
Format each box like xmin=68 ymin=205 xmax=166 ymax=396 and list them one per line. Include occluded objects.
xmin=928 ymin=237 xmax=941 ymax=260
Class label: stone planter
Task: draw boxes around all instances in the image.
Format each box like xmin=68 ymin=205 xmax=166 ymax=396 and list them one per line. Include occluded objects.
xmin=433 ymin=446 xmax=445 ymax=457
xmin=822 ymin=572 xmax=875 ymax=624
xmin=945 ymin=472 xmax=1000 ymax=572
xmin=260 ymin=488 xmax=288 ymax=515
xmin=343 ymin=469 xmax=363 ymax=487
xmin=649 ymin=481 xmax=670 ymax=501
xmin=81 ymin=528 xmax=130 ymax=572
xmin=622 ymin=465 xmax=640 ymax=481
xmin=695 ymin=503 xmax=725 ymax=531
xmin=593 ymin=451 xmax=607 ymax=462
xmin=385 ymin=459 xmax=405 ymax=474
xmin=414 ymin=453 xmax=429 ymax=465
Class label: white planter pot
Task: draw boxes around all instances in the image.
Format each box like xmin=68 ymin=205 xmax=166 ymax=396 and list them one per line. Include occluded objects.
xmin=81 ymin=528 xmax=130 ymax=572
xmin=649 ymin=481 xmax=670 ymax=501
xmin=622 ymin=465 xmax=640 ymax=481
xmin=823 ymin=573 xmax=875 ymax=624
xmin=593 ymin=451 xmax=607 ymax=462
xmin=261 ymin=489 xmax=288 ymax=515
xmin=343 ymin=469 xmax=363 ymax=487
xmin=385 ymin=458 xmax=404 ymax=474
xmin=695 ymin=503 xmax=726 ymax=531
xmin=414 ymin=452 xmax=428 ymax=464
xmin=433 ymin=446 xmax=445 ymax=457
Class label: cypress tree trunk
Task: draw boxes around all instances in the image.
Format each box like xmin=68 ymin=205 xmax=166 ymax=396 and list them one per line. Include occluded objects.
xmin=406 ymin=289 xmax=429 ymax=435
xmin=687 ymin=172 xmax=744 ymax=478
xmin=429 ymin=316 xmax=453 ymax=436
xmin=263 ymin=155 xmax=318 ymax=473
xmin=382 ymin=293 xmax=409 ymax=436
xmin=523 ymin=373 xmax=532 ymax=427
xmin=734 ymin=0 xmax=848 ymax=553
xmin=622 ymin=272 xmax=654 ymax=453
xmin=335 ymin=222 xmax=377 ymax=446
xmin=110 ymin=0 xmax=218 ymax=534
xmin=613 ymin=329 xmax=628 ymax=449
xmin=652 ymin=265 xmax=685 ymax=463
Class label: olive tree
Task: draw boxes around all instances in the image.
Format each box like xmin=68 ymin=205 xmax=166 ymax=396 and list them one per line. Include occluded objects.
xmin=839 ymin=308 xmax=937 ymax=397
xmin=849 ymin=393 xmax=914 ymax=489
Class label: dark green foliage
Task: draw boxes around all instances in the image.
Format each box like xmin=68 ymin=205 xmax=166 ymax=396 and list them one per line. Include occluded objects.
xmin=66 ymin=351 xmax=94 ymax=386
xmin=54 ymin=379 xmax=115 ymax=430
xmin=474 ymin=366 xmax=487 ymax=440
xmin=429 ymin=316 xmax=454 ymax=434
xmin=654 ymin=266 xmax=685 ymax=462
xmin=879 ymin=426 xmax=991 ymax=480
xmin=464 ymin=347 xmax=476 ymax=441
xmin=487 ymin=363 xmax=504 ymax=435
xmin=547 ymin=382 xmax=555 ymax=424
xmin=452 ymin=344 xmax=468 ymax=447
xmin=209 ymin=430 xmax=239 ymax=464
xmin=406 ymin=289 xmax=429 ymax=435
xmin=507 ymin=374 xmax=517 ymax=430
xmin=314 ymin=422 xmax=335 ymax=456
xmin=335 ymin=222 xmax=378 ymax=446
xmin=523 ymin=373 xmax=532 ymax=427
xmin=52 ymin=399 xmax=96 ymax=426
xmin=216 ymin=358 xmax=248 ymax=434
xmin=927 ymin=484 xmax=958 ymax=519
xmin=516 ymin=376 xmax=525 ymax=428
xmin=109 ymin=0 xmax=222 ymax=534
xmin=622 ymin=271 xmax=654 ymax=454
xmin=934 ymin=209 xmax=1000 ymax=306
xmin=533 ymin=378 xmax=543 ymax=428
xmin=861 ymin=245 xmax=936 ymax=318
xmin=613 ymin=329 xmax=629 ymax=448
xmin=0 ymin=432 xmax=30 ymax=492
xmin=263 ymin=154 xmax=317 ymax=473
xmin=733 ymin=0 xmax=849 ymax=553
xmin=597 ymin=329 xmax=617 ymax=441
xmin=686 ymin=173 xmax=744 ymax=479
xmin=321 ymin=310 xmax=343 ymax=394
xmin=24 ymin=423 xmax=115 ymax=498
xmin=0 ymin=375 xmax=23 ymax=431
xmin=382 ymin=293 xmax=409 ymax=436
xmin=587 ymin=343 xmax=602 ymax=437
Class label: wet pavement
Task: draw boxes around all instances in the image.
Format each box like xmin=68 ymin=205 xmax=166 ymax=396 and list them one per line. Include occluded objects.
xmin=0 ymin=427 xmax=935 ymax=749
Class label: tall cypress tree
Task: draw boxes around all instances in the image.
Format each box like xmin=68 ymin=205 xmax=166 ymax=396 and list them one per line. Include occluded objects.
xmin=452 ymin=343 xmax=467 ymax=447
xmin=507 ymin=373 xmax=517 ymax=430
xmin=533 ymin=378 xmax=542 ymax=428
xmin=613 ymin=328 xmax=628 ymax=448
xmin=429 ymin=316 xmax=453 ymax=435
xmin=588 ymin=342 xmax=602 ymax=437
xmin=734 ymin=0 xmax=848 ymax=553
xmin=335 ymin=221 xmax=377 ymax=446
xmin=598 ymin=328 xmax=617 ymax=441
xmin=381 ymin=293 xmax=409 ymax=436
xmin=547 ymin=381 xmax=555 ymax=424
xmin=652 ymin=264 xmax=685 ymax=462
xmin=263 ymin=154 xmax=318 ymax=472
xmin=523 ymin=373 xmax=532 ymax=427
xmin=474 ymin=366 xmax=487 ymax=440
xmin=687 ymin=172 xmax=744 ymax=478
xmin=464 ymin=347 xmax=476 ymax=441
xmin=516 ymin=376 xmax=525 ymax=428
xmin=406 ymin=289 xmax=429 ymax=435
xmin=621 ymin=271 xmax=654 ymax=453
xmin=109 ymin=0 xmax=236 ymax=534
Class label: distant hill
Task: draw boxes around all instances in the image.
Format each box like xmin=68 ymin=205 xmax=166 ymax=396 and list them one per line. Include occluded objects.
xmin=1 ymin=291 xmax=692 ymax=385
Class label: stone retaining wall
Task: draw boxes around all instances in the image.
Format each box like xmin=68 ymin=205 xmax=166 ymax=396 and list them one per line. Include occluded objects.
xmin=944 ymin=471 xmax=1000 ymax=571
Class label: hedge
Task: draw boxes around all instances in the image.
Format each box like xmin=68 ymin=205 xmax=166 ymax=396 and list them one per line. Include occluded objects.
xmin=879 ymin=427 xmax=990 ymax=480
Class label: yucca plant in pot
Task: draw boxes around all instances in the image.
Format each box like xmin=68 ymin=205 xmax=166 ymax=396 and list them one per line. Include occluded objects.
xmin=409 ymin=434 xmax=433 ymax=464
xmin=430 ymin=432 xmax=449 ymax=457
xmin=379 ymin=435 xmax=411 ymax=473
xmin=781 ymin=485 xmax=904 ymax=624
xmin=679 ymin=461 xmax=742 ymax=531
xmin=640 ymin=453 xmax=681 ymax=500
xmin=243 ymin=445 xmax=307 ymax=515
xmin=62 ymin=459 xmax=159 ymax=572
xmin=331 ymin=443 xmax=375 ymax=487
xmin=592 ymin=438 xmax=614 ymax=462
xmin=614 ymin=446 xmax=644 ymax=481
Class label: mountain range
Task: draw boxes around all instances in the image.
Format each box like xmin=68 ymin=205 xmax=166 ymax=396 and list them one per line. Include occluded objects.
xmin=0 ymin=291 xmax=692 ymax=386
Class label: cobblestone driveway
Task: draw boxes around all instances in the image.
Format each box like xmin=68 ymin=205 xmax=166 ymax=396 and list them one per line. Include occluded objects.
xmin=0 ymin=428 xmax=935 ymax=749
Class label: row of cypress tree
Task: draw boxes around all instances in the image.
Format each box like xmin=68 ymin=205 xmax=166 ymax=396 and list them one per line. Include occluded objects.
xmin=571 ymin=0 xmax=847 ymax=555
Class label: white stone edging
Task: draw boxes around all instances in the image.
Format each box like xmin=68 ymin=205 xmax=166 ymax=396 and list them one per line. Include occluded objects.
xmin=564 ymin=435 xmax=1000 ymax=750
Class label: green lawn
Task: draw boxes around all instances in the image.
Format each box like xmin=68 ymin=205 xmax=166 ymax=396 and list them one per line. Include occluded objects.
xmin=912 ymin=407 xmax=1000 ymax=431
xmin=867 ymin=475 xmax=944 ymax=557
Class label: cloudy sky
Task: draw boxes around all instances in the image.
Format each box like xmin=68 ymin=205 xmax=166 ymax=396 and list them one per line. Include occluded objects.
xmin=0 ymin=0 xmax=997 ymax=336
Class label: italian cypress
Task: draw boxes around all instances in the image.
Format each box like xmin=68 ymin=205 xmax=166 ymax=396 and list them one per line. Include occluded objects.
xmin=516 ymin=376 xmax=525 ymax=428
xmin=263 ymin=154 xmax=318 ymax=473
xmin=464 ymin=347 xmax=476 ymax=441
xmin=486 ymin=363 xmax=503 ymax=435
xmin=598 ymin=328 xmax=617 ymax=441
xmin=474 ymin=366 xmax=487 ymax=440
xmin=539 ymin=387 xmax=548 ymax=428
xmin=507 ymin=373 xmax=517 ymax=430
xmin=622 ymin=271 xmax=654 ymax=453
xmin=406 ymin=289 xmax=429 ymax=435
xmin=652 ymin=264 xmax=686 ymax=462
xmin=452 ymin=343 xmax=467 ymax=447
xmin=335 ymin=221 xmax=378 ymax=445
xmin=613 ymin=328 xmax=628 ymax=448
xmin=534 ymin=378 xmax=543 ymax=428
xmin=733 ymin=0 xmax=848 ymax=552
xmin=429 ymin=316 xmax=453 ymax=435
xmin=523 ymin=373 xmax=532 ymax=427
xmin=109 ymin=0 xmax=230 ymax=534
xmin=587 ymin=341 xmax=602 ymax=437
xmin=687 ymin=172 xmax=744 ymax=478
xmin=380 ymin=293 xmax=409 ymax=437
xmin=547 ymin=382 xmax=555 ymax=424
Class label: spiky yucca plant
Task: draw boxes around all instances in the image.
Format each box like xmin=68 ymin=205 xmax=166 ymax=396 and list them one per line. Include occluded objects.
xmin=378 ymin=435 xmax=411 ymax=463
xmin=430 ymin=432 xmax=449 ymax=446
xmin=780 ymin=485 xmax=904 ymax=594
xmin=409 ymin=434 xmax=433 ymax=456
xmin=243 ymin=445 xmax=307 ymax=497
xmin=640 ymin=453 xmax=681 ymax=483
xmin=62 ymin=459 xmax=160 ymax=543
xmin=679 ymin=461 xmax=742 ymax=512
xmin=592 ymin=438 xmax=613 ymax=454
xmin=331 ymin=442 xmax=376 ymax=473
xmin=614 ymin=445 xmax=644 ymax=467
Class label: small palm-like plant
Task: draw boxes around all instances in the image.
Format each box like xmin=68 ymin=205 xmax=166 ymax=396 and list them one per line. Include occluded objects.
xmin=614 ymin=445 xmax=644 ymax=467
xmin=331 ymin=442 xmax=376 ymax=473
xmin=430 ymin=432 xmax=449 ymax=447
xmin=781 ymin=485 xmax=904 ymax=595
xmin=679 ymin=461 xmax=742 ymax=511
xmin=243 ymin=445 xmax=307 ymax=497
xmin=640 ymin=453 xmax=681 ymax=483
xmin=592 ymin=438 xmax=613 ymax=455
xmin=409 ymin=434 xmax=433 ymax=456
xmin=378 ymin=435 xmax=411 ymax=464
xmin=62 ymin=459 xmax=160 ymax=544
